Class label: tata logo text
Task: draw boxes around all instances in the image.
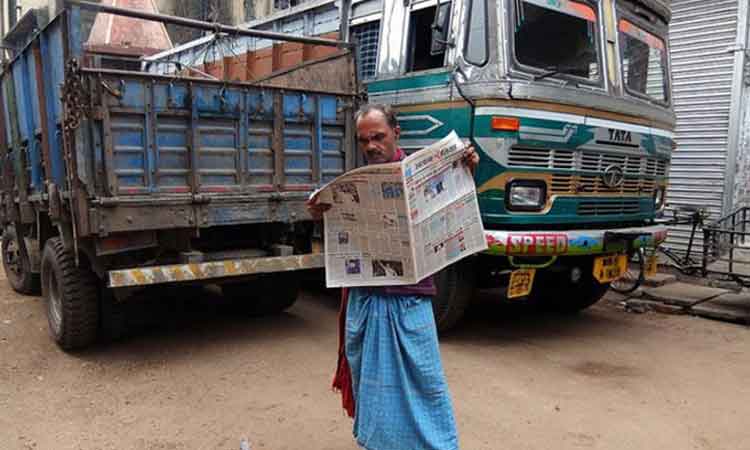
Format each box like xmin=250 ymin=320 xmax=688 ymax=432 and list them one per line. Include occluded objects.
xmin=608 ymin=128 xmax=633 ymax=144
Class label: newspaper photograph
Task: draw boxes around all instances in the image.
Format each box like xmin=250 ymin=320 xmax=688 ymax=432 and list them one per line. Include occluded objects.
xmin=312 ymin=131 xmax=487 ymax=288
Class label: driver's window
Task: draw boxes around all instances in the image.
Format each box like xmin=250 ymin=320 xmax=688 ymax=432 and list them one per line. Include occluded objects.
xmin=405 ymin=1 xmax=452 ymax=73
xmin=513 ymin=0 xmax=600 ymax=82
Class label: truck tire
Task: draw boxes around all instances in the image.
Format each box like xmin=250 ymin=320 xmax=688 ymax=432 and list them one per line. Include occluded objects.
xmin=432 ymin=258 xmax=475 ymax=332
xmin=2 ymin=226 xmax=40 ymax=295
xmin=41 ymin=237 xmax=99 ymax=350
xmin=530 ymin=259 xmax=609 ymax=313
xmin=223 ymin=272 xmax=301 ymax=316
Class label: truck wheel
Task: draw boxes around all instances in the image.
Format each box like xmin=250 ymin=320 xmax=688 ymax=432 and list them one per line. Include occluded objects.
xmin=2 ymin=226 xmax=40 ymax=295
xmin=223 ymin=273 xmax=301 ymax=316
xmin=432 ymin=258 xmax=475 ymax=332
xmin=41 ymin=237 xmax=99 ymax=350
xmin=531 ymin=260 xmax=609 ymax=313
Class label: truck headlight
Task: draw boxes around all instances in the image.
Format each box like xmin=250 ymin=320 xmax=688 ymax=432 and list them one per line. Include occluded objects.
xmin=506 ymin=180 xmax=547 ymax=211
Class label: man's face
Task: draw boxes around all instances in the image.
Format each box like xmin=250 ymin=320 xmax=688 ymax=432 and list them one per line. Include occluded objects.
xmin=356 ymin=110 xmax=400 ymax=164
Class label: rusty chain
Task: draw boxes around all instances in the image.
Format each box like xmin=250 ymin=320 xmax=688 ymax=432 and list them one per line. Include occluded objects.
xmin=61 ymin=58 xmax=90 ymax=132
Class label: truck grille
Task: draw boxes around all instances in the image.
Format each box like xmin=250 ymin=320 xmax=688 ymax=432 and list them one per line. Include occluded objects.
xmin=578 ymin=199 xmax=642 ymax=216
xmin=550 ymin=174 xmax=657 ymax=195
xmin=508 ymin=147 xmax=668 ymax=176
xmin=508 ymin=146 xmax=667 ymax=196
xmin=507 ymin=148 xmax=577 ymax=169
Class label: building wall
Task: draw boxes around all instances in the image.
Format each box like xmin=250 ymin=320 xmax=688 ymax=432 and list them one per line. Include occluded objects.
xmin=1 ymin=0 xmax=50 ymax=37
xmin=732 ymin=36 xmax=750 ymax=209
xmin=0 ymin=0 xmax=255 ymax=43
xmin=155 ymin=0 xmax=256 ymax=44
xmin=666 ymin=0 xmax=740 ymax=250
xmin=2 ymin=0 xmax=307 ymax=42
xmin=156 ymin=0 xmax=251 ymax=24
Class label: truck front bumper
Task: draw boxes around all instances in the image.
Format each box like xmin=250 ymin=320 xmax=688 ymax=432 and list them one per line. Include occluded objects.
xmin=484 ymin=225 xmax=668 ymax=257
xmin=108 ymin=253 xmax=324 ymax=288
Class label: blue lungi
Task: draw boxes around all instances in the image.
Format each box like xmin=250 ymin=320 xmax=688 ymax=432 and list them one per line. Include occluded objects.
xmin=345 ymin=288 xmax=458 ymax=450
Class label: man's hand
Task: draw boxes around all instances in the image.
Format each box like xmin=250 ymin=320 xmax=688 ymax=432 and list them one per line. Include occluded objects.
xmin=462 ymin=145 xmax=480 ymax=175
xmin=306 ymin=193 xmax=331 ymax=221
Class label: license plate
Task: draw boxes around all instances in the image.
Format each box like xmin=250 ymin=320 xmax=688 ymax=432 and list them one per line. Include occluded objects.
xmin=645 ymin=254 xmax=658 ymax=278
xmin=593 ymin=254 xmax=628 ymax=283
xmin=508 ymin=268 xmax=536 ymax=299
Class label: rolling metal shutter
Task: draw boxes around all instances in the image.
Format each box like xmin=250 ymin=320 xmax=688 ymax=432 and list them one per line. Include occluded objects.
xmin=666 ymin=0 xmax=739 ymax=251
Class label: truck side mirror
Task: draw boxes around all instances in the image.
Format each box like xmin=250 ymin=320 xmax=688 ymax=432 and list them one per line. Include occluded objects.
xmin=430 ymin=2 xmax=452 ymax=55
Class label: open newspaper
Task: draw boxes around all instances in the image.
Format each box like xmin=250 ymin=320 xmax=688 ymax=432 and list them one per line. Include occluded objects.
xmin=312 ymin=131 xmax=487 ymax=288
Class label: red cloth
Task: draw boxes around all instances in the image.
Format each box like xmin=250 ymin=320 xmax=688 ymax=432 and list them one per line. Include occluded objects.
xmin=332 ymin=288 xmax=355 ymax=417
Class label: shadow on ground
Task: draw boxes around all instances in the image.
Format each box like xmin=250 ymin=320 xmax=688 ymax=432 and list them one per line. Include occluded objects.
xmin=67 ymin=282 xmax=630 ymax=365
xmin=302 ymin=286 xmax=633 ymax=346
xmin=73 ymin=284 xmax=336 ymax=362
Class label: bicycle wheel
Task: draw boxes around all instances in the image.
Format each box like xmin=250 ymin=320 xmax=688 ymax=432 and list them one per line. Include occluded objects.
xmin=610 ymin=248 xmax=645 ymax=294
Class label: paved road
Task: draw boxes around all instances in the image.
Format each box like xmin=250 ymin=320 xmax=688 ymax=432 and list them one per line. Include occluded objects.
xmin=1 ymin=272 xmax=749 ymax=450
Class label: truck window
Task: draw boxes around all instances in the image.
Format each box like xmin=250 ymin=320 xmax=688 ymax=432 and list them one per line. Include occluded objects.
xmin=352 ymin=21 xmax=381 ymax=81
xmin=513 ymin=0 xmax=600 ymax=82
xmin=464 ymin=0 xmax=488 ymax=65
xmin=406 ymin=3 xmax=450 ymax=72
xmin=618 ymin=19 xmax=668 ymax=103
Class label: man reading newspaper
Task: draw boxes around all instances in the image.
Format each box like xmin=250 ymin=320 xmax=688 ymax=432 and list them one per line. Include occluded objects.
xmin=307 ymin=104 xmax=479 ymax=450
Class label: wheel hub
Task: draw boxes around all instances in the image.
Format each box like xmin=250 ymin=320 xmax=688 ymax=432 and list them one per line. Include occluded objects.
xmin=570 ymin=267 xmax=583 ymax=283
xmin=47 ymin=269 xmax=63 ymax=334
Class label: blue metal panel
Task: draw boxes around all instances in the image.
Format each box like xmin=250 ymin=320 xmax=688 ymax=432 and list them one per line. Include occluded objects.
xmin=283 ymin=94 xmax=316 ymax=186
xmin=67 ymin=6 xmax=83 ymax=60
xmin=46 ymin=21 xmax=65 ymax=125
xmin=25 ymin=52 xmax=42 ymax=130
xmin=11 ymin=47 xmax=42 ymax=192
xmin=248 ymin=89 xmax=274 ymax=120
xmin=153 ymin=83 xmax=189 ymax=111
xmin=283 ymin=122 xmax=314 ymax=185
xmin=238 ymin=91 xmax=249 ymax=189
xmin=197 ymin=119 xmax=240 ymax=190
xmin=11 ymin=63 xmax=30 ymax=144
xmin=116 ymin=80 xmax=146 ymax=109
xmin=246 ymin=89 xmax=275 ymax=187
xmin=3 ymin=72 xmax=23 ymax=194
xmin=95 ymin=76 xmax=351 ymax=195
xmin=40 ymin=29 xmax=65 ymax=186
xmin=111 ymin=115 xmax=147 ymax=190
xmin=315 ymin=96 xmax=324 ymax=185
xmin=247 ymin=123 xmax=274 ymax=186
xmin=320 ymin=96 xmax=337 ymax=121
xmin=283 ymin=93 xmax=314 ymax=119
xmin=156 ymin=117 xmax=190 ymax=190
xmin=20 ymin=50 xmax=43 ymax=192
xmin=145 ymin=84 xmax=155 ymax=191
xmin=320 ymin=96 xmax=345 ymax=183
xmin=195 ymin=86 xmax=241 ymax=114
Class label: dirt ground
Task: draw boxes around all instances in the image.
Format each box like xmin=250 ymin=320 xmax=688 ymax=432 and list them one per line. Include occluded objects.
xmin=1 ymin=271 xmax=749 ymax=450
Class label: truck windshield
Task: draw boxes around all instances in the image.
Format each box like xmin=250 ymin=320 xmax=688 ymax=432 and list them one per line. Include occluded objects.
xmin=513 ymin=0 xmax=600 ymax=82
xmin=618 ymin=20 xmax=668 ymax=103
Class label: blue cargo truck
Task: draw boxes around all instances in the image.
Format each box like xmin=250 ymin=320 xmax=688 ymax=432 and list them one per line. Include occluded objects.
xmin=0 ymin=1 xmax=358 ymax=350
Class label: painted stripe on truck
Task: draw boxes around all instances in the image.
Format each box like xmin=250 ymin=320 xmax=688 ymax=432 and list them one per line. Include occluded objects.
xmin=108 ymin=253 xmax=325 ymax=288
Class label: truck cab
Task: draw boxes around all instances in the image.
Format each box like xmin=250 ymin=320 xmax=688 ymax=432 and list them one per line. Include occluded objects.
xmin=363 ymin=0 xmax=673 ymax=328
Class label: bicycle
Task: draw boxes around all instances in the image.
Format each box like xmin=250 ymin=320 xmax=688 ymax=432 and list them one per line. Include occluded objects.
xmin=610 ymin=206 xmax=707 ymax=294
